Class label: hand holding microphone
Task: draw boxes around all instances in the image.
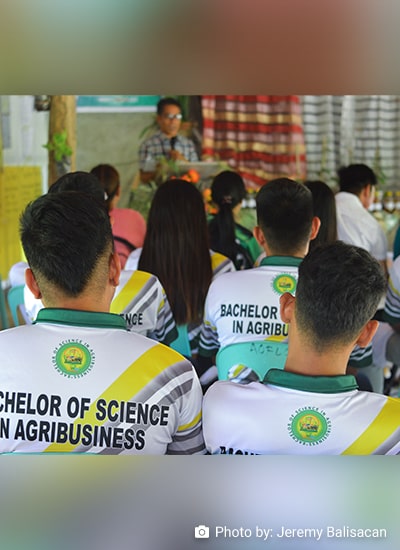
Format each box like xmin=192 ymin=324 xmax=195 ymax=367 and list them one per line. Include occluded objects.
xmin=169 ymin=137 xmax=186 ymax=161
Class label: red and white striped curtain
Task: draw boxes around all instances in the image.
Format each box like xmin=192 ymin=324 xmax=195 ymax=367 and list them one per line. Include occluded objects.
xmin=201 ymin=95 xmax=307 ymax=189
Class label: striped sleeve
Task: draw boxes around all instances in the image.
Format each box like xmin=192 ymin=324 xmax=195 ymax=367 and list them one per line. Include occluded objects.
xmin=348 ymin=344 xmax=373 ymax=368
xmin=148 ymin=288 xmax=178 ymax=345
xmin=210 ymin=250 xmax=236 ymax=278
xmin=166 ymin=363 xmax=206 ymax=455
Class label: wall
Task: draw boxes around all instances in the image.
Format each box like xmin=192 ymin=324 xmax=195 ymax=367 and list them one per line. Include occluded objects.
xmin=76 ymin=111 xmax=155 ymax=207
xmin=1 ymin=96 xmax=156 ymax=207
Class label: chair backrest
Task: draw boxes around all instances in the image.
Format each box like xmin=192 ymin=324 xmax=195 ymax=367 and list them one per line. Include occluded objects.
xmin=216 ymin=340 xmax=288 ymax=381
xmin=7 ymin=285 xmax=27 ymax=326
xmin=169 ymin=324 xmax=191 ymax=358
xmin=0 ymin=275 xmax=10 ymax=329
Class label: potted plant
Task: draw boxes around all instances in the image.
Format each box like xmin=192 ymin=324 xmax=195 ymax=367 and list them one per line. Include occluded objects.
xmin=43 ymin=130 xmax=73 ymax=176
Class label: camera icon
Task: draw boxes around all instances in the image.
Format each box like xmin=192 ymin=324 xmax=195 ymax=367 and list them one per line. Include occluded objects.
xmin=195 ymin=525 xmax=210 ymax=539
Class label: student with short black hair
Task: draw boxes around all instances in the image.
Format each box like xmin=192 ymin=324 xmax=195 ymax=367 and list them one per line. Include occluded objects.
xmin=0 ymin=191 xmax=205 ymax=454
xmin=203 ymin=242 xmax=400 ymax=455
xmin=199 ymin=178 xmax=320 ymax=361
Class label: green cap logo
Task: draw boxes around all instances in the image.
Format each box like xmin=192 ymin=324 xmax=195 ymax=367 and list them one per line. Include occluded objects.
xmin=53 ymin=341 xmax=94 ymax=378
xmin=288 ymin=407 xmax=331 ymax=446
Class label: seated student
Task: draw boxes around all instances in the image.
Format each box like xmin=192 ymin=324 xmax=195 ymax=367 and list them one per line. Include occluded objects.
xmin=208 ymin=170 xmax=262 ymax=270
xmin=0 ymin=191 xmax=204 ymax=454
xmin=13 ymin=172 xmax=177 ymax=345
xmin=125 ymin=178 xmax=235 ymax=364
xmin=90 ymin=164 xmax=147 ymax=269
xmin=203 ymin=242 xmax=400 ymax=455
xmin=199 ymin=178 xmax=320 ymax=364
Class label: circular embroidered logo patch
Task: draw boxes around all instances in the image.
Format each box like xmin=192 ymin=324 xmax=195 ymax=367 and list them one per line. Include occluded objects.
xmin=288 ymin=408 xmax=331 ymax=446
xmin=272 ymin=274 xmax=297 ymax=295
xmin=53 ymin=341 xmax=94 ymax=378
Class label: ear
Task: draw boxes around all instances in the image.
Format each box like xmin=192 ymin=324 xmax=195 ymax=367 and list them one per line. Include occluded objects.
xmin=280 ymin=292 xmax=296 ymax=324
xmin=355 ymin=319 xmax=379 ymax=348
xmin=310 ymin=216 xmax=321 ymax=241
xmin=253 ymin=225 xmax=266 ymax=247
xmin=25 ymin=268 xmax=42 ymax=299
xmin=109 ymin=251 xmax=121 ymax=288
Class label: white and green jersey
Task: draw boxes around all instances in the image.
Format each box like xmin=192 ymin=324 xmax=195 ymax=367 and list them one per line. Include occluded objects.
xmin=199 ymin=255 xmax=373 ymax=369
xmin=0 ymin=309 xmax=205 ymax=455
xmin=24 ymin=269 xmax=177 ymax=345
xmin=203 ymin=370 xmax=400 ymax=455
xmin=199 ymin=256 xmax=302 ymax=357
xmin=110 ymin=270 xmax=177 ymax=345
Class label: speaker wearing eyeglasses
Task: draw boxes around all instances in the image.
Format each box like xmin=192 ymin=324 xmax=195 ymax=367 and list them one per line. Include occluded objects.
xmin=139 ymin=97 xmax=199 ymax=184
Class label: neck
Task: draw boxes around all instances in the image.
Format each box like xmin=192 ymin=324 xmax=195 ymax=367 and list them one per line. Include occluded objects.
xmin=284 ymin=325 xmax=353 ymax=377
xmin=42 ymin=288 xmax=114 ymax=313
xmin=264 ymin=245 xmax=308 ymax=259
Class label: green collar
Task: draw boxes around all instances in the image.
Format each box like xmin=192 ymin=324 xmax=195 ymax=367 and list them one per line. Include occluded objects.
xmin=34 ymin=308 xmax=127 ymax=330
xmin=260 ymin=256 xmax=303 ymax=268
xmin=264 ymin=369 xmax=358 ymax=393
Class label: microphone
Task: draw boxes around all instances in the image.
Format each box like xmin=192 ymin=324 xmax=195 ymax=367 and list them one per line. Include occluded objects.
xmin=170 ymin=137 xmax=177 ymax=151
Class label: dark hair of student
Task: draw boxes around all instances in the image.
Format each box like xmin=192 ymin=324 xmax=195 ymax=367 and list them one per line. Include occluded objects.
xmin=138 ymin=179 xmax=212 ymax=325
xmin=338 ymin=163 xmax=377 ymax=195
xmin=20 ymin=191 xmax=113 ymax=297
xmin=156 ymin=97 xmax=182 ymax=116
xmin=90 ymin=164 xmax=120 ymax=212
xmin=208 ymin=170 xmax=249 ymax=268
xmin=296 ymin=241 xmax=386 ymax=352
xmin=48 ymin=171 xmax=104 ymax=203
xmin=256 ymin=178 xmax=314 ymax=255
xmin=304 ymin=180 xmax=337 ymax=252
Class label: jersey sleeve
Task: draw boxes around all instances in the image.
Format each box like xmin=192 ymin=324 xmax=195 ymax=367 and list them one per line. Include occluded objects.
xmin=166 ymin=364 xmax=206 ymax=455
xmin=348 ymin=343 xmax=373 ymax=368
xmin=198 ymin=283 xmax=221 ymax=358
xmin=147 ymin=287 xmax=178 ymax=345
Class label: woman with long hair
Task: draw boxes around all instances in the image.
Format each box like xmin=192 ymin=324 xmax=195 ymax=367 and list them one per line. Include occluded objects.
xmin=126 ymin=178 xmax=235 ymax=359
xmin=208 ymin=170 xmax=261 ymax=269
xmin=90 ymin=164 xmax=146 ymax=268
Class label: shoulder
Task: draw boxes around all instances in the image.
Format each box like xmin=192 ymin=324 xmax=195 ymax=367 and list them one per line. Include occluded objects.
xmin=177 ymin=134 xmax=196 ymax=146
xmin=210 ymin=250 xmax=236 ymax=276
xmin=118 ymin=268 xmax=159 ymax=288
xmin=139 ymin=131 xmax=163 ymax=148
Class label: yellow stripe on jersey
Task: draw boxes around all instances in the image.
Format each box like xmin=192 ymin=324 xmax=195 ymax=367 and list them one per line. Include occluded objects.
xmin=110 ymin=271 xmax=153 ymax=313
xmin=44 ymin=343 xmax=185 ymax=453
xmin=211 ymin=252 xmax=227 ymax=270
xmin=342 ymin=398 xmax=400 ymax=455
xmin=177 ymin=411 xmax=202 ymax=432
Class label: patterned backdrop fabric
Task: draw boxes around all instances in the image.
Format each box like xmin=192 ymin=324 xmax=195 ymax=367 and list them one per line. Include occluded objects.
xmin=301 ymin=95 xmax=400 ymax=188
xmin=201 ymin=95 xmax=307 ymax=189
